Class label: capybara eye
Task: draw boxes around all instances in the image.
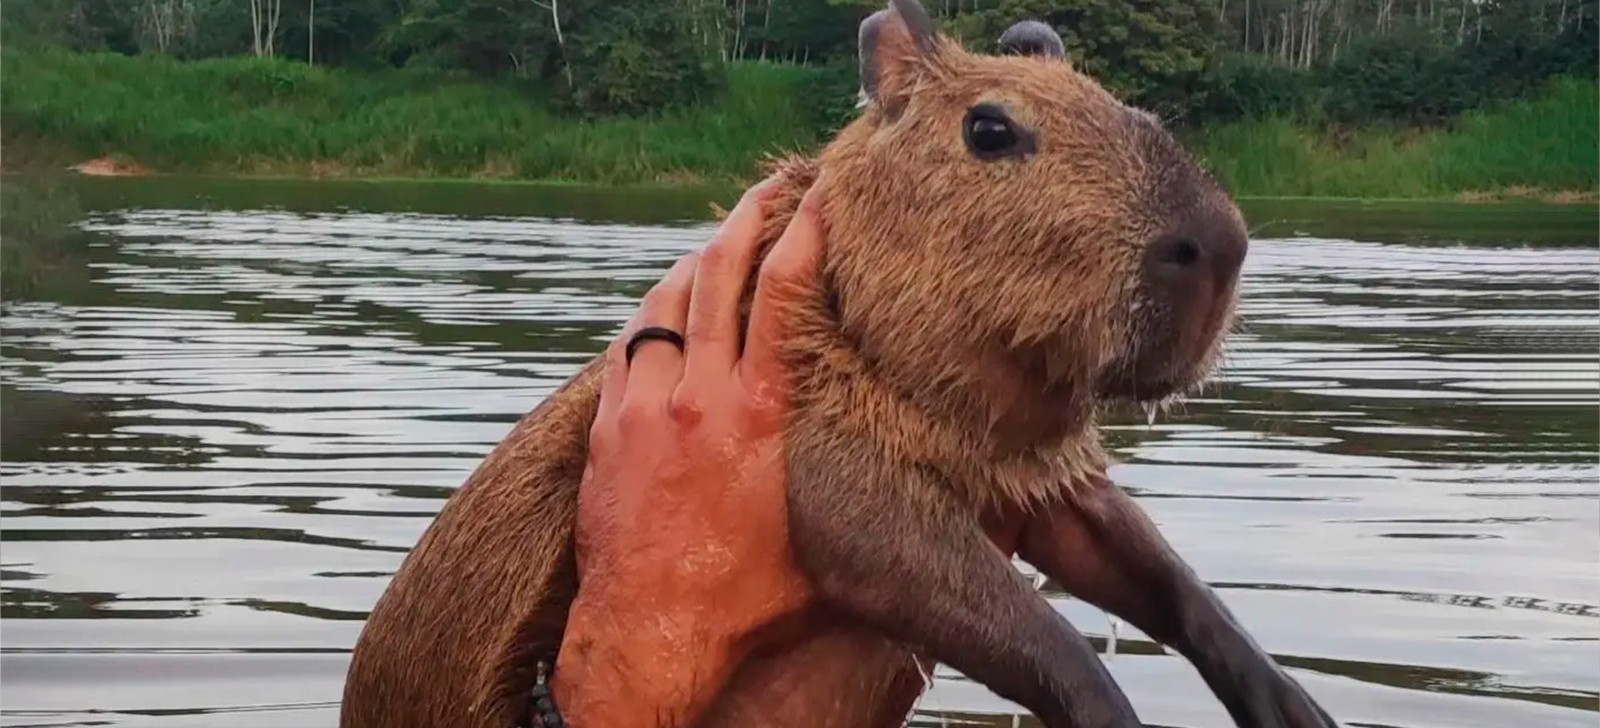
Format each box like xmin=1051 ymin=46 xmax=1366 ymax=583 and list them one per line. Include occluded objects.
xmin=963 ymin=103 xmax=1032 ymax=160
xmin=969 ymin=117 xmax=1014 ymax=152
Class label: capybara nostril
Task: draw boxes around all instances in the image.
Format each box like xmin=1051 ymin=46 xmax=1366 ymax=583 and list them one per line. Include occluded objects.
xmin=1145 ymin=210 xmax=1249 ymax=290
xmin=1159 ymin=237 xmax=1201 ymax=269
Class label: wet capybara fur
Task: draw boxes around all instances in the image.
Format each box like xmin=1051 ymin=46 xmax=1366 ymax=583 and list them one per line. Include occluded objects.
xmin=342 ymin=2 xmax=1338 ymax=727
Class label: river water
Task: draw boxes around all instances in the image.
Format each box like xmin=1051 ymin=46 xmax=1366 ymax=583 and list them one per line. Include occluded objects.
xmin=3 ymin=177 xmax=1596 ymax=728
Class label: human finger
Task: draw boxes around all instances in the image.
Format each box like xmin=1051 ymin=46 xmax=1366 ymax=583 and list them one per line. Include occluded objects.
xmin=592 ymin=308 xmax=641 ymax=433
xmin=683 ymin=177 xmax=778 ymax=384
xmin=619 ymin=252 xmax=698 ymax=413
xmin=741 ymin=177 xmax=826 ymax=391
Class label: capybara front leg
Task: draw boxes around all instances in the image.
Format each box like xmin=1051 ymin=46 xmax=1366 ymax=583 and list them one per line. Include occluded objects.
xmin=785 ymin=442 xmax=1142 ymax=728
xmin=1018 ymin=473 xmax=1338 ymax=728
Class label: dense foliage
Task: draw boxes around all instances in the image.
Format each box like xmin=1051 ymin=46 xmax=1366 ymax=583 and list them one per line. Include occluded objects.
xmin=0 ymin=47 xmax=830 ymax=183
xmin=4 ymin=0 xmax=1593 ymax=122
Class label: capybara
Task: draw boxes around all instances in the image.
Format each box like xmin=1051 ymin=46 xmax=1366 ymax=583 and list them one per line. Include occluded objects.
xmin=342 ymin=2 xmax=1337 ymax=727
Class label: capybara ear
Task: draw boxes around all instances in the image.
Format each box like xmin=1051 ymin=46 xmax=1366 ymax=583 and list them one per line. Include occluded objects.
xmin=857 ymin=0 xmax=940 ymax=116
xmin=996 ymin=19 xmax=1067 ymax=62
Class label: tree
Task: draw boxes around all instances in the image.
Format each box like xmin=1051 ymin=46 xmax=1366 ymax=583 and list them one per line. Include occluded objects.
xmin=250 ymin=0 xmax=284 ymax=57
xmin=952 ymin=0 xmax=1228 ymax=120
xmin=137 ymin=0 xmax=199 ymax=53
xmin=528 ymin=0 xmax=573 ymax=87
xmin=565 ymin=1 xmax=724 ymax=114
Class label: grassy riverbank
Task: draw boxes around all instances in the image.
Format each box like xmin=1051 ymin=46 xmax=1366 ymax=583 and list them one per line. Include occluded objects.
xmin=1189 ymin=76 xmax=1598 ymax=200
xmin=3 ymin=47 xmax=1594 ymax=200
xmin=0 ymin=47 xmax=830 ymax=185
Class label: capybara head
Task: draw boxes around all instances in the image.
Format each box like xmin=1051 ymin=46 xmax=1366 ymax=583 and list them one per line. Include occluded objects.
xmin=812 ymin=0 xmax=1248 ymax=446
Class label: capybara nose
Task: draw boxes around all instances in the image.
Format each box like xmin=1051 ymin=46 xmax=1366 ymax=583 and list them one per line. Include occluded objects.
xmin=1143 ymin=207 xmax=1248 ymax=291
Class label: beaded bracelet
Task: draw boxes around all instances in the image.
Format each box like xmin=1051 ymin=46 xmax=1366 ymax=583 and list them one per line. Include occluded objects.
xmin=523 ymin=659 xmax=566 ymax=728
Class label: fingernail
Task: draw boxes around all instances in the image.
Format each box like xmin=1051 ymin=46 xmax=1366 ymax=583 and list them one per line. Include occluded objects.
xmin=747 ymin=175 xmax=781 ymax=201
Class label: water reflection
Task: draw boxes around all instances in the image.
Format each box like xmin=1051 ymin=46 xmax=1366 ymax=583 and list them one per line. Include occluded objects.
xmin=2 ymin=179 xmax=1596 ymax=728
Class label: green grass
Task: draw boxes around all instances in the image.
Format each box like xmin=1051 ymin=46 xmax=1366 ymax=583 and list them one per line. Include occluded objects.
xmin=3 ymin=45 xmax=1594 ymax=198
xmin=1188 ymin=76 xmax=1598 ymax=200
xmin=0 ymin=47 xmax=827 ymax=185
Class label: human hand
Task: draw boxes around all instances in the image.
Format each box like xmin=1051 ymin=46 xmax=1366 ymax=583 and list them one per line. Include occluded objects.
xmin=549 ymin=175 xmax=828 ymax=728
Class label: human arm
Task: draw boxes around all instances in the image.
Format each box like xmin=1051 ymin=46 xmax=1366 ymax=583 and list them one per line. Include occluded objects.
xmin=545 ymin=178 xmax=828 ymax=727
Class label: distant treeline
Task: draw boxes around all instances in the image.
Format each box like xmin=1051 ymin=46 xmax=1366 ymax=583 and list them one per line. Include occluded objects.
xmin=5 ymin=0 xmax=1594 ymax=125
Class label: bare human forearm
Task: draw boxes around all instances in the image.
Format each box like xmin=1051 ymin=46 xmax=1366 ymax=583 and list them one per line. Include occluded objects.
xmin=549 ymin=591 xmax=743 ymax=728
xmin=544 ymin=175 xmax=820 ymax=728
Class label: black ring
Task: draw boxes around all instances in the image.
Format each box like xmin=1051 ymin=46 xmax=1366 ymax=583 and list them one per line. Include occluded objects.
xmin=624 ymin=326 xmax=685 ymax=365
